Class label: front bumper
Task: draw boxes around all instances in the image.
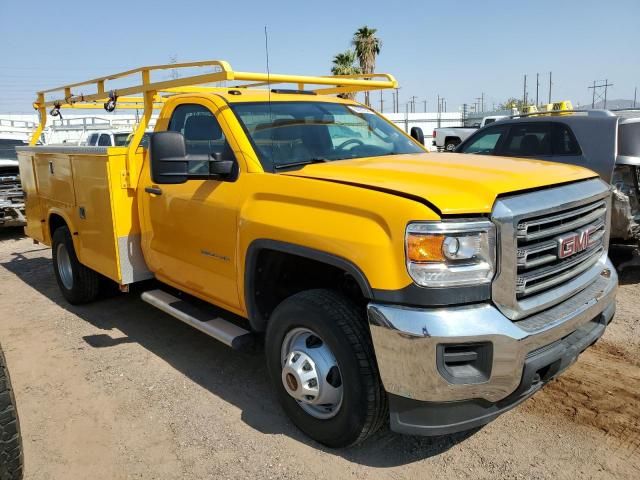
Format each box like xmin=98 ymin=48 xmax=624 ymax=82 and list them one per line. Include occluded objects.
xmin=0 ymin=203 xmax=26 ymax=227
xmin=367 ymin=259 xmax=617 ymax=435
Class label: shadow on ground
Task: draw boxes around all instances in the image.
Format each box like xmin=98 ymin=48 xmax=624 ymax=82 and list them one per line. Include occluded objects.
xmin=0 ymin=227 xmax=26 ymax=242
xmin=0 ymin=251 xmax=477 ymax=467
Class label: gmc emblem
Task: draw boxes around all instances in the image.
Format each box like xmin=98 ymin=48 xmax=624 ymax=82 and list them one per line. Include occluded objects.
xmin=557 ymin=226 xmax=597 ymax=259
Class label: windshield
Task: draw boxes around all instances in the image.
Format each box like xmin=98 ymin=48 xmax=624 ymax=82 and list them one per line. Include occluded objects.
xmin=230 ymin=101 xmax=424 ymax=171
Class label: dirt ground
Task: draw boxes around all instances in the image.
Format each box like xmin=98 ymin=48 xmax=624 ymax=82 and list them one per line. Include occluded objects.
xmin=0 ymin=227 xmax=638 ymax=480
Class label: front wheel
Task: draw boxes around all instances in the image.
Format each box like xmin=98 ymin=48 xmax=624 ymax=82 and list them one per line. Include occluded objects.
xmin=51 ymin=226 xmax=100 ymax=304
xmin=0 ymin=344 xmax=23 ymax=480
xmin=265 ymin=289 xmax=387 ymax=448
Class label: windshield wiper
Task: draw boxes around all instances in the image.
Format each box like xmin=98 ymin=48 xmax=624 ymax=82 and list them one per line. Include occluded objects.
xmin=274 ymin=158 xmax=330 ymax=170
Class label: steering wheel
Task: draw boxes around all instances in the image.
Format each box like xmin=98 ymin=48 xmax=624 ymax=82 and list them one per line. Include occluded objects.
xmin=335 ymin=138 xmax=365 ymax=152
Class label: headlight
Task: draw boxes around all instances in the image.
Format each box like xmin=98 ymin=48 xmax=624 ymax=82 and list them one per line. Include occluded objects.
xmin=405 ymin=220 xmax=496 ymax=287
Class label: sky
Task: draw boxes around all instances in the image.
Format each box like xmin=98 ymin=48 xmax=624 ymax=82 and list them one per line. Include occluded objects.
xmin=1 ymin=0 xmax=639 ymax=114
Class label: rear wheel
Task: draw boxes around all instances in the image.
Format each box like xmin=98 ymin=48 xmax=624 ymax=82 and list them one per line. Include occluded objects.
xmin=265 ymin=289 xmax=387 ymax=448
xmin=445 ymin=139 xmax=460 ymax=152
xmin=52 ymin=226 xmax=100 ymax=304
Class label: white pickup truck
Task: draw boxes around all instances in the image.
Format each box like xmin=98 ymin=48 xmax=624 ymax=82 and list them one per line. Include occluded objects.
xmin=433 ymin=115 xmax=507 ymax=151
xmin=0 ymin=139 xmax=26 ymax=227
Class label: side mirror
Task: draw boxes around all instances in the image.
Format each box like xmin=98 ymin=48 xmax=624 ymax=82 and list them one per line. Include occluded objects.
xmin=149 ymin=131 xmax=235 ymax=184
xmin=410 ymin=127 xmax=425 ymax=145
xmin=150 ymin=131 xmax=189 ymax=184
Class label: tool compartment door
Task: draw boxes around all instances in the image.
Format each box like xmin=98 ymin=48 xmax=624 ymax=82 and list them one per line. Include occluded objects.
xmin=17 ymin=151 xmax=45 ymax=242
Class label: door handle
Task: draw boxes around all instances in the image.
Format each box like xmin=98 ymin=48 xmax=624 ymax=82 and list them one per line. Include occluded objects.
xmin=145 ymin=186 xmax=163 ymax=195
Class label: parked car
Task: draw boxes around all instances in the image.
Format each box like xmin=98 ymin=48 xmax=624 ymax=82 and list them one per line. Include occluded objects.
xmin=18 ymin=60 xmax=617 ymax=448
xmin=81 ymin=130 xmax=131 ymax=147
xmin=0 ymin=139 xmax=26 ymax=228
xmin=432 ymin=115 xmax=507 ymax=151
xmin=456 ymin=110 xmax=640 ymax=269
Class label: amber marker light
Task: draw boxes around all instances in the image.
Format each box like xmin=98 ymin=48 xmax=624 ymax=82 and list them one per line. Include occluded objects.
xmin=406 ymin=234 xmax=445 ymax=263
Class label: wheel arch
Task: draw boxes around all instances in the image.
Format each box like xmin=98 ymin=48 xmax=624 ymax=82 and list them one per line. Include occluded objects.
xmin=47 ymin=209 xmax=77 ymax=247
xmin=244 ymin=239 xmax=373 ymax=332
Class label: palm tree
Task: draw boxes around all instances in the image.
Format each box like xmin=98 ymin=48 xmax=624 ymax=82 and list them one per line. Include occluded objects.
xmin=331 ymin=50 xmax=360 ymax=100
xmin=352 ymin=26 xmax=382 ymax=106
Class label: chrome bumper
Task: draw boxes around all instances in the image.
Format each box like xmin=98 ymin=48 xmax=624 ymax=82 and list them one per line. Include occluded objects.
xmin=367 ymin=259 xmax=617 ymax=403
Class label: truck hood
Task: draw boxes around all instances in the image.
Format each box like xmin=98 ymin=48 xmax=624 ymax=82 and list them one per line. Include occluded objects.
xmin=283 ymin=153 xmax=597 ymax=215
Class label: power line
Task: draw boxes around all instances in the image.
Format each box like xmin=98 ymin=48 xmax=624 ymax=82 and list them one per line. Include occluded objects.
xmin=588 ymin=79 xmax=614 ymax=108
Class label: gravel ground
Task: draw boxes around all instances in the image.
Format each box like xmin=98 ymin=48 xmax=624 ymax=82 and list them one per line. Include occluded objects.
xmin=0 ymin=227 xmax=638 ymax=479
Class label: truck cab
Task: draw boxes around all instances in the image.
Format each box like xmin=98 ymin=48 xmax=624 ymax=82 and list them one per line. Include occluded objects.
xmin=82 ymin=130 xmax=131 ymax=147
xmin=17 ymin=61 xmax=617 ymax=448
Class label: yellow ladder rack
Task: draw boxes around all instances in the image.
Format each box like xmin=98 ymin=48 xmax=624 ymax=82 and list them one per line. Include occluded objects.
xmin=30 ymin=59 xmax=398 ymax=145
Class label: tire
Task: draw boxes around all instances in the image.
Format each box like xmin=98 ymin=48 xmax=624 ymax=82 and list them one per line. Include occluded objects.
xmin=265 ymin=289 xmax=387 ymax=448
xmin=445 ymin=139 xmax=460 ymax=152
xmin=51 ymin=226 xmax=100 ymax=304
xmin=0 ymin=345 xmax=23 ymax=480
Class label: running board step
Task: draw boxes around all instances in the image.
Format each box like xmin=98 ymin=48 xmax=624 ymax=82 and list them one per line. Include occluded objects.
xmin=141 ymin=289 xmax=254 ymax=350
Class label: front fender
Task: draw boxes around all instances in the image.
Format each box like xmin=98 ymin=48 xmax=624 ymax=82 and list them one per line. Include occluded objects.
xmin=236 ymin=173 xmax=437 ymax=319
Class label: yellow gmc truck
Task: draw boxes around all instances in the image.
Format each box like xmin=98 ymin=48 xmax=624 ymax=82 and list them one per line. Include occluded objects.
xmin=17 ymin=61 xmax=617 ymax=447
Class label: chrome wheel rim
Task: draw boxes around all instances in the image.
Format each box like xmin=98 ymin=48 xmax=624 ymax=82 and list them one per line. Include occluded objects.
xmin=56 ymin=243 xmax=73 ymax=290
xmin=280 ymin=327 xmax=343 ymax=419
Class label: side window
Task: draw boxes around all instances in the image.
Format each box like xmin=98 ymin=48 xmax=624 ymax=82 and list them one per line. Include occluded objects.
xmin=86 ymin=133 xmax=98 ymax=146
xmin=501 ymin=123 xmax=551 ymax=157
xmin=168 ymin=104 xmax=232 ymax=175
xmin=98 ymin=134 xmax=112 ymax=146
xmin=459 ymin=125 xmax=508 ymax=155
xmin=551 ymin=123 xmax=581 ymax=155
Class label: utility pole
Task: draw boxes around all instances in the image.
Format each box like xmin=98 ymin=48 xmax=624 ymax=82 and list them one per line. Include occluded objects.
xmin=408 ymin=95 xmax=418 ymax=113
xmin=634 ymin=87 xmax=637 ymax=108
xmin=379 ymin=90 xmax=384 ymax=113
xmin=523 ymin=74 xmax=527 ymax=107
xmin=395 ymin=88 xmax=400 ymax=114
xmin=548 ymin=72 xmax=552 ymax=104
xmin=536 ymin=73 xmax=540 ymax=106
xmin=423 ymin=100 xmax=427 ymax=112
xmin=481 ymin=92 xmax=484 ymax=112
xmin=588 ymin=79 xmax=614 ymax=109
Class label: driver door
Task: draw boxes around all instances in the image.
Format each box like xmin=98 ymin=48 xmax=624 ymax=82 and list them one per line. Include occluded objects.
xmin=139 ymin=99 xmax=241 ymax=310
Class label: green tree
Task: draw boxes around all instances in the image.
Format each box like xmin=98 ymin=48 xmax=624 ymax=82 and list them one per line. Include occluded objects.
xmin=499 ymin=97 xmax=526 ymax=111
xmin=331 ymin=50 xmax=361 ymax=100
xmin=352 ymin=26 xmax=382 ymax=107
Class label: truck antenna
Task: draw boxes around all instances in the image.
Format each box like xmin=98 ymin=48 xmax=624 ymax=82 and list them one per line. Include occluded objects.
xmin=264 ymin=25 xmax=274 ymax=162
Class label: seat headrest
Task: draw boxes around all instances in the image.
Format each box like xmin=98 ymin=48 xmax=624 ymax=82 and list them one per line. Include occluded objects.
xmin=520 ymin=134 xmax=540 ymax=155
xmin=184 ymin=115 xmax=222 ymax=141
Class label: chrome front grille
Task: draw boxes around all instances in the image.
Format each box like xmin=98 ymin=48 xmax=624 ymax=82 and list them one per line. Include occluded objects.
xmin=492 ymin=179 xmax=611 ymax=321
xmin=515 ymin=200 xmax=607 ymax=298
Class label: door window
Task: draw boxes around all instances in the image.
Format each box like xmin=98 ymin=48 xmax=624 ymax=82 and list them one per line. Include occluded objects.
xmin=502 ymin=123 xmax=552 ymax=157
xmin=168 ymin=104 xmax=233 ymax=174
xmin=98 ymin=134 xmax=112 ymax=146
xmin=459 ymin=125 xmax=508 ymax=155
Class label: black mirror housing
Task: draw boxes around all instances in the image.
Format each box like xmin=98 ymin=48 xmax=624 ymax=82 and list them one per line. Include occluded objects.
xmin=150 ymin=131 xmax=235 ymax=184
xmin=149 ymin=131 xmax=189 ymax=184
xmin=410 ymin=127 xmax=425 ymax=146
